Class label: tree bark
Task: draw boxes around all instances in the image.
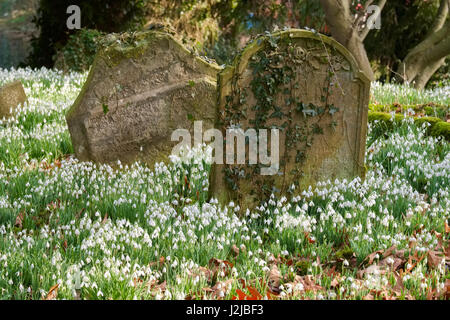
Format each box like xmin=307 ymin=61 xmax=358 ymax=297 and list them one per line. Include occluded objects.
xmin=319 ymin=0 xmax=375 ymax=81
xmin=429 ymin=0 xmax=449 ymax=34
xmin=397 ymin=1 xmax=450 ymax=90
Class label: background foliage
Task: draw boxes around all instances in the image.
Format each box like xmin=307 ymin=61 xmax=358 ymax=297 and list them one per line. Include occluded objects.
xmin=23 ymin=0 xmax=449 ymax=86
xmin=26 ymin=0 xmax=146 ymax=68
xmin=364 ymin=0 xmax=443 ymax=84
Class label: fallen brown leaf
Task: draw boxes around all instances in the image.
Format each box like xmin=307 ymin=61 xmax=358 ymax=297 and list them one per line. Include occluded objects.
xmin=246 ymin=286 xmax=263 ymax=300
xmin=152 ymin=280 xmax=166 ymax=294
xmin=304 ymin=232 xmax=316 ymax=244
xmin=15 ymin=212 xmax=25 ymax=228
xmin=209 ymin=258 xmax=234 ymax=269
xmin=187 ymin=266 xmax=213 ymax=282
xmin=379 ymin=256 xmax=404 ymax=271
xmin=302 ymin=275 xmax=324 ymax=292
xmin=204 ymin=279 xmax=233 ymax=299
xmin=383 ymin=245 xmax=397 ymax=258
xmin=232 ymin=289 xmax=247 ymax=300
xmin=267 ymin=264 xmax=281 ymax=293
xmin=231 ymin=244 xmax=240 ymax=257
xmin=330 ymin=276 xmax=340 ymax=288
xmin=363 ymin=249 xmax=383 ymax=266
xmin=138 ymin=279 xmax=167 ymax=296
xmin=233 ymin=286 xmax=264 ymax=300
xmin=405 ymin=252 xmax=427 ymax=274
xmin=392 ymin=272 xmax=405 ymax=295
xmin=44 ymin=284 xmax=59 ymax=300
xmin=357 ymin=264 xmax=386 ymax=279
xmin=363 ymin=292 xmax=375 ymax=300
xmin=268 ymin=254 xmax=281 ymax=265
xmin=427 ymin=250 xmax=443 ymax=269
xmin=149 ymin=256 xmax=165 ymax=268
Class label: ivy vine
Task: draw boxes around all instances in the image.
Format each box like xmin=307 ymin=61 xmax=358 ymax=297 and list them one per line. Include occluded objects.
xmin=221 ymin=32 xmax=343 ymax=207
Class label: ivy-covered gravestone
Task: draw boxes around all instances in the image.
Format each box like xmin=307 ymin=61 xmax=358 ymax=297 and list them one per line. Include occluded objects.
xmin=210 ymin=29 xmax=370 ymax=210
xmin=66 ymin=31 xmax=220 ymax=166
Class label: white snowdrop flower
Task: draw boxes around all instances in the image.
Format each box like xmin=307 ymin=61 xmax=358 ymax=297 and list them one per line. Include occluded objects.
xmin=294 ymin=283 xmax=304 ymax=292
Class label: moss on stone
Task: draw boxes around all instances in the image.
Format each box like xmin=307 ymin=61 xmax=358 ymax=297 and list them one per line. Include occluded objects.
xmin=368 ymin=111 xmax=404 ymax=130
xmin=335 ymin=247 xmax=354 ymax=260
xmin=414 ymin=116 xmax=442 ymax=135
xmin=430 ymin=121 xmax=450 ymax=141
xmin=97 ymin=31 xmax=220 ymax=75
xmin=295 ymin=260 xmax=311 ymax=276
xmin=368 ymin=103 xmax=448 ymax=120
xmin=368 ymin=111 xmax=450 ymax=141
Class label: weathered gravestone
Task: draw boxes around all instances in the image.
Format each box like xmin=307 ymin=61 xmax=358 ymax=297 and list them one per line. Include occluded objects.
xmin=0 ymin=80 xmax=27 ymax=119
xmin=210 ymin=29 xmax=370 ymax=210
xmin=66 ymin=31 xmax=221 ymax=166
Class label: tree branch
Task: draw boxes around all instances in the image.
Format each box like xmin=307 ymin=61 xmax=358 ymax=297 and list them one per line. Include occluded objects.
xmin=360 ymin=0 xmax=386 ymax=41
xmin=426 ymin=21 xmax=450 ymax=63
xmin=319 ymin=0 xmax=375 ymax=80
xmin=429 ymin=0 xmax=449 ymax=34
xmin=397 ymin=20 xmax=450 ymax=89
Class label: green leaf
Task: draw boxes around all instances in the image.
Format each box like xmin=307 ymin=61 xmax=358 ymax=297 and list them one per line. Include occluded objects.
xmin=102 ymin=103 xmax=109 ymax=115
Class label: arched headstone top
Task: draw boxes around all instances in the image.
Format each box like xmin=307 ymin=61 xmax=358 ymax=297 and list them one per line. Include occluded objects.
xmin=220 ymin=29 xmax=370 ymax=90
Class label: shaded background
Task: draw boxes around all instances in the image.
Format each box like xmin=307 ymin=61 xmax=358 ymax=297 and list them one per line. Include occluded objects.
xmin=0 ymin=0 xmax=448 ymax=88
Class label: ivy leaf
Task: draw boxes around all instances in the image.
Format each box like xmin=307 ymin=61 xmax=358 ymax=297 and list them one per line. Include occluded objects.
xmin=102 ymin=103 xmax=109 ymax=115
xmin=302 ymin=108 xmax=317 ymax=117
xmin=270 ymin=106 xmax=284 ymax=119
xmin=313 ymin=124 xmax=323 ymax=134
xmin=317 ymin=106 xmax=325 ymax=115
xmin=296 ymin=102 xmax=306 ymax=113
xmin=329 ymin=105 xmax=339 ymax=115
xmin=296 ymin=150 xmax=305 ymax=163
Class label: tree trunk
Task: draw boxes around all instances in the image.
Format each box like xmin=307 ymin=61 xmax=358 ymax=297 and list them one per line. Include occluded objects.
xmin=397 ymin=21 xmax=450 ymax=90
xmin=319 ymin=0 xmax=375 ymax=81
xmin=397 ymin=0 xmax=450 ymax=90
